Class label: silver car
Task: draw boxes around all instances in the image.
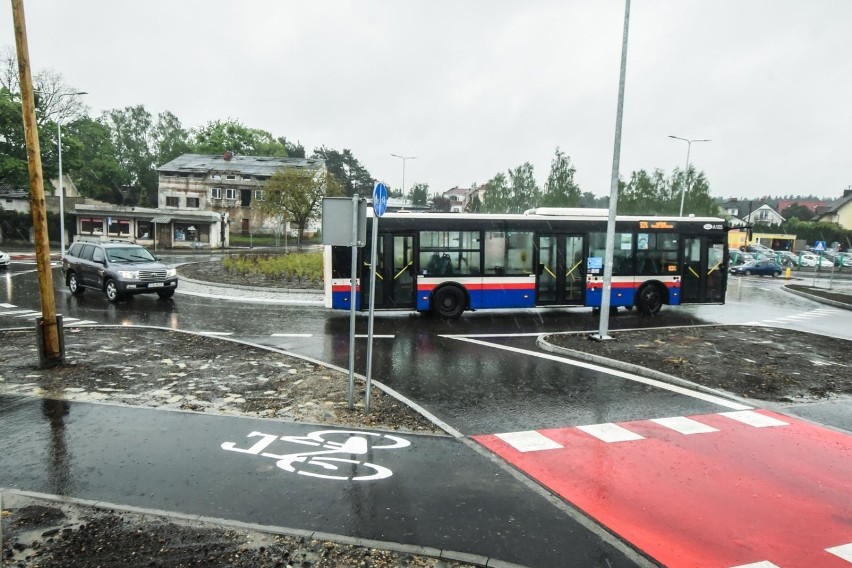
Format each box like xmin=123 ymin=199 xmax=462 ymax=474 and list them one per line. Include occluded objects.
xmin=0 ymin=249 xmax=10 ymax=269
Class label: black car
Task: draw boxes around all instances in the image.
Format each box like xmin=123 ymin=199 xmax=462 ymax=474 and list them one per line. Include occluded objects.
xmin=62 ymin=242 xmax=178 ymax=302
xmin=729 ymin=259 xmax=783 ymax=277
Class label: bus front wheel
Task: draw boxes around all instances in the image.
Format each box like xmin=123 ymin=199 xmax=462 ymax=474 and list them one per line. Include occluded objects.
xmin=432 ymin=286 xmax=466 ymax=319
xmin=636 ymin=283 xmax=663 ymax=316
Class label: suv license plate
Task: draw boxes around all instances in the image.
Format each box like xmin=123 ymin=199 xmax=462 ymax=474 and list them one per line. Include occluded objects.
xmin=149 ymin=282 xmax=164 ymax=288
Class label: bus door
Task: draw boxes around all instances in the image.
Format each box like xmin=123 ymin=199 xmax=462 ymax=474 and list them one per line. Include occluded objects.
xmin=681 ymin=235 xmax=727 ymax=303
xmin=535 ymin=234 xmax=585 ymax=305
xmin=362 ymin=232 xmax=416 ymax=309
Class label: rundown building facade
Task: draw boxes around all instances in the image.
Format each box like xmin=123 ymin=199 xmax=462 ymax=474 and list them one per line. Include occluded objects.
xmin=157 ymin=152 xmax=326 ymax=239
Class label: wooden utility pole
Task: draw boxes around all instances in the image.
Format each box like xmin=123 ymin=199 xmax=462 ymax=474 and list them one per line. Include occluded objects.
xmin=12 ymin=0 xmax=64 ymax=367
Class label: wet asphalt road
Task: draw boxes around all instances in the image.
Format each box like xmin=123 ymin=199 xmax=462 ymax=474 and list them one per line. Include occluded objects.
xmin=3 ymin=259 xmax=852 ymax=566
xmin=0 ymin=394 xmax=638 ymax=567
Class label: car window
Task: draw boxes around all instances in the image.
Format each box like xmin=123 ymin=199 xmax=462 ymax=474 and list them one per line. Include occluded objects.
xmin=107 ymin=247 xmax=155 ymax=263
xmin=68 ymin=243 xmax=81 ymax=257
xmin=80 ymin=245 xmax=95 ymax=261
xmin=92 ymin=248 xmax=105 ymax=263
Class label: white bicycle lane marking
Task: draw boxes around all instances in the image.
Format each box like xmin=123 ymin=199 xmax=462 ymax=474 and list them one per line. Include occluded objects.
xmin=221 ymin=429 xmax=411 ymax=481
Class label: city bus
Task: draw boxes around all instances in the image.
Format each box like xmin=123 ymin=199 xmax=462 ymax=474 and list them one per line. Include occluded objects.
xmin=324 ymin=208 xmax=728 ymax=319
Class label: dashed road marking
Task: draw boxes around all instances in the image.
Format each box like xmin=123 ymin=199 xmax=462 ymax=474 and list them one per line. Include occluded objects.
xmin=827 ymin=543 xmax=852 ymax=562
xmin=271 ymin=333 xmax=313 ymax=337
xmin=495 ymin=431 xmax=563 ymax=452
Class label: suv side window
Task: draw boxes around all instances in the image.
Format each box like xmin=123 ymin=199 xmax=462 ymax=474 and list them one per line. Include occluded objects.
xmin=92 ymin=247 xmax=105 ymax=263
xmin=68 ymin=242 xmax=82 ymax=257
xmin=80 ymin=245 xmax=95 ymax=261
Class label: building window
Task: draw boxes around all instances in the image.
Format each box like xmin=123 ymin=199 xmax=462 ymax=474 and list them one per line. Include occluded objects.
xmin=211 ymin=187 xmax=222 ymax=199
xmin=254 ymin=190 xmax=264 ymax=201
xmin=186 ymin=197 xmax=200 ymax=208
xmin=211 ymin=174 xmax=221 ymax=180
xmin=80 ymin=217 xmax=104 ymax=235
xmin=166 ymin=196 xmax=179 ymax=207
xmin=226 ymin=174 xmax=237 ymax=180
xmin=243 ymin=175 xmax=252 ymax=181
xmin=225 ymin=188 xmax=236 ymax=200
xmin=136 ymin=221 xmax=152 ymax=240
xmin=107 ymin=218 xmax=131 ymax=237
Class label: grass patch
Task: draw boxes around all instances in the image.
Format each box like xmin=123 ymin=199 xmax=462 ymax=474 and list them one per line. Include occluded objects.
xmin=223 ymin=252 xmax=323 ymax=283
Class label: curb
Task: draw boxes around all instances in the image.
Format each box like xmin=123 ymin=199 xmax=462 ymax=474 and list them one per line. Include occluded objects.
xmin=0 ymin=489 xmax=522 ymax=568
xmin=781 ymin=285 xmax=852 ymax=311
xmin=176 ymin=261 xmax=321 ymax=295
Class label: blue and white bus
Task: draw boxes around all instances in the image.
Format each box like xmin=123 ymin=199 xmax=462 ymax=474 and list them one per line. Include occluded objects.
xmin=324 ymin=208 xmax=728 ymax=318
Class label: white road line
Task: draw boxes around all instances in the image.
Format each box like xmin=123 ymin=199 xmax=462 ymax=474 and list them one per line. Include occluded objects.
xmin=1 ymin=310 xmax=33 ymax=316
xmin=270 ymin=333 xmax=313 ymax=337
xmin=651 ymin=416 xmax=719 ymax=435
xmin=197 ymin=331 xmax=233 ymax=336
xmin=719 ymin=410 xmax=788 ymax=428
xmin=495 ymin=431 xmax=563 ymax=452
xmin=826 ymin=543 xmax=852 ymax=562
xmin=0 ymin=303 xmax=16 ymax=308
xmin=14 ymin=312 xmax=40 ymax=318
xmin=577 ymin=423 xmax=644 ymax=443
xmin=355 ymin=334 xmax=395 ymax=339
xmin=69 ymin=321 xmax=98 ymax=326
xmin=446 ymin=336 xmax=752 ymax=411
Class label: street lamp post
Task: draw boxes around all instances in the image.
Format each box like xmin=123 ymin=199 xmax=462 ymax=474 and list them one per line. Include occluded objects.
xmin=668 ymin=135 xmax=710 ymax=217
xmin=390 ymin=153 xmax=416 ymax=205
xmin=57 ymin=91 xmax=87 ymax=258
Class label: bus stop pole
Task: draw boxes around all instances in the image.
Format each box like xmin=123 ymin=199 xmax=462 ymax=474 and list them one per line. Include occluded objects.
xmin=347 ymin=196 xmax=359 ymax=409
xmin=364 ymin=215 xmax=379 ymax=414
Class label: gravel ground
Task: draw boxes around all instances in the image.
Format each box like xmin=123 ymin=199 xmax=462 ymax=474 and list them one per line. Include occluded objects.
xmin=2 ymin=259 xmax=850 ymax=566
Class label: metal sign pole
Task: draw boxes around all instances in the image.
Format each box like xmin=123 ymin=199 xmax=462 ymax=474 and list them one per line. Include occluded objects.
xmin=347 ymin=196 xmax=359 ymax=409
xmin=364 ymin=214 xmax=379 ymax=414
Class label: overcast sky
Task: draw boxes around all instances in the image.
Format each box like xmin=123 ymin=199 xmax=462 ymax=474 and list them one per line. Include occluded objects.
xmin=3 ymin=0 xmax=850 ymax=200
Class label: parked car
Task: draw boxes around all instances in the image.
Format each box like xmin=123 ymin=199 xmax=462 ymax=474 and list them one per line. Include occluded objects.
xmin=62 ymin=242 xmax=178 ymax=302
xmin=775 ymin=251 xmax=799 ymax=267
xmin=798 ymin=253 xmax=834 ymax=268
xmin=746 ymin=244 xmax=774 ymax=256
xmin=0 ymin=249 xmax=9 ymax=269
xmin=729 ymin=252 xmax=755 ymax=266
xmin=821 ymin=251 xmax=852 ymax=268
xmin=729 ymin=260 xmax=783 ymax=277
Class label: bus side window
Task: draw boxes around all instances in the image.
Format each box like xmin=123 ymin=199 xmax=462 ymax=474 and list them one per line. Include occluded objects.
xmin=425 ymin=253 xmax=441 ymax=274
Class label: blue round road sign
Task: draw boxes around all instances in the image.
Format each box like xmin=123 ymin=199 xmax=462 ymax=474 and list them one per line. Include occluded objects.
xmin=373 ymin=182 xmax=388 ymax=217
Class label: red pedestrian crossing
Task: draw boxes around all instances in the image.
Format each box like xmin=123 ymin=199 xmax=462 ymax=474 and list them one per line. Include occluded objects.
xmin=474 ymin=410 xmax=852 ymax=568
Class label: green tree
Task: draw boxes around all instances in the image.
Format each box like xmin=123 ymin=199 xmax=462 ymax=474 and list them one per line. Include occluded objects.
xmin=192 ymin=119 xmax=287 ymax=157
xmin=311 ymin=146 xmax=373 ymax=198
xmin=62 ymin=117 xmax=129 ymax=202
xmin=0 ymin=88 xmax=27 ymax=188
xmin=780 ymin=203 xmax=815 ymax=221
xmin=102 ymin=105 xmax=158 ymax=205
xmin=542 ymin=148 xmax=581 ymax=207
xmin=508 ymin=162 xmax=539 ymax=212
xmin=260 ymin=167 xmax=343 ymax=243
xmin=410 ymin=182 xmax=429 ymax=206
xmin=482 ymin=172 xmax=511 ymax=213
xmin=152 ymin=110 xmax=191 ymax=165
xmin=431 ymin=195 xmax=451 ymax=212
xmin=618 ymin=169 xmax=667 ymax=214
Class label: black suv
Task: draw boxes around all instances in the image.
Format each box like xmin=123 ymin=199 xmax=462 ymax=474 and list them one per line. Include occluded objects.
xmin=62 ymin=242 xmax=178 ymax=302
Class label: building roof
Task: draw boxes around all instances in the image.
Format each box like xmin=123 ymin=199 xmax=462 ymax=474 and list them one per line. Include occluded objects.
xmin=157 ymin=153 xmax=324 ymax=176
xmin=819 ymin=191 xmax=852 ymax=216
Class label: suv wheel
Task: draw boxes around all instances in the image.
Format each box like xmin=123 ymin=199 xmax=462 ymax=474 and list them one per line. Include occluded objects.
xmin=67 ymin=272 xmax=85 ymax=296
xmin=157 ymin=290 xmax=175 ymax=299
xmin=104 ymin=279 xmax=123 ymax=303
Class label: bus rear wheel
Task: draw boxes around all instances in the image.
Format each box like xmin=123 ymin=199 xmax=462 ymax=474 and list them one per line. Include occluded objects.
xmin=432 ymin=286 xmax=465 ymax=319
xmin=636 ymin=283 xmax=663 ymax=315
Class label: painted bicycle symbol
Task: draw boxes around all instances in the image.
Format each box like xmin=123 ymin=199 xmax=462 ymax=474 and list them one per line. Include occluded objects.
xmin=221 ymin=429 xmax=410 ymax=481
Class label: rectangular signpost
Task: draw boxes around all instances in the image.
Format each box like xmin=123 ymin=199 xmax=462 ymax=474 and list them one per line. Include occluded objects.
xmin=321 ymin=197 xmax=366 ymax=408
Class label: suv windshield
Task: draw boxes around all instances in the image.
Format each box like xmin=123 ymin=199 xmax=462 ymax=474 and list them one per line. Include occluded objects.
xmin=107 ymin=247 xmax=156 ymax=263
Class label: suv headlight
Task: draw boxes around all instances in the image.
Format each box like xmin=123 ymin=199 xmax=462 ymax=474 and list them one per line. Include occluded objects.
xmin=118 ymin=270 xmax=140 ymax=279
xmin=166 ymin=268 xmax=177 ymax=277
